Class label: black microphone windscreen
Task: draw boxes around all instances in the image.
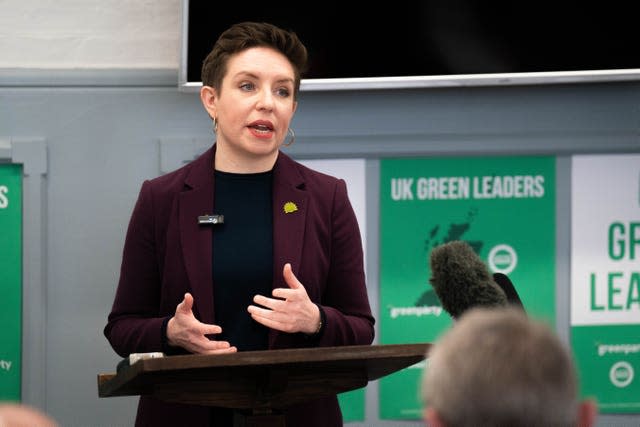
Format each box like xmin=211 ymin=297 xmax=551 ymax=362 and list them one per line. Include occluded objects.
xmin=492 ymin=272 xmax=525 ymax=310
xmin=429 ymin=241 xmax=507 ymax=318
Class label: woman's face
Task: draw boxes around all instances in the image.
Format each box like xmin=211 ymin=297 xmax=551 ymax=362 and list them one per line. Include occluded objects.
xmin=202 ymin=46 xmax=298 ymax=171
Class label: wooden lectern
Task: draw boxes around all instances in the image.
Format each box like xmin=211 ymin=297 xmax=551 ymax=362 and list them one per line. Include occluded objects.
xmin=98 ymin=343 xmax=430 ymax=426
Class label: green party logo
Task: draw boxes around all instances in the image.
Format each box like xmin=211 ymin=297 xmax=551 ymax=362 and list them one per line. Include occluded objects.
xmin=488 ymin=244 xmax=518 ymax=274
xmin=609 ymin=361 xmax=635 ymax=388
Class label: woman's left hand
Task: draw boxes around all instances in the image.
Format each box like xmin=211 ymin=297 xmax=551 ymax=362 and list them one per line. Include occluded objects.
xmin=248 ymin=263 xmax=320 ymax=334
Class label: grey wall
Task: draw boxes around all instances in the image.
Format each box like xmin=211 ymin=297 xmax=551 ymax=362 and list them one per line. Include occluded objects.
xmin=1 ymin=71 xmax=639 ymax=426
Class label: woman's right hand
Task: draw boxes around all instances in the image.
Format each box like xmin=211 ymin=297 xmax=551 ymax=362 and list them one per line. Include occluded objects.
xmin=166 ymin=293 xmax=237 ymax=355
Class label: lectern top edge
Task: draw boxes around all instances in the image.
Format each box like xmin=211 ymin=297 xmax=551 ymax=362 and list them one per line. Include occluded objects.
xmin=98 ymin=342 xmax=431 ymax=402
xmin=120 ymin=342 xmax=431 ymax=374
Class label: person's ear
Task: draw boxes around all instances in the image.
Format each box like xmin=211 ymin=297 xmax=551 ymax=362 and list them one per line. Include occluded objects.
xmin=577 ymin=399 xmax=598 ymax=427
xmin=200 ymin=85 xmax=218 ymax=120
xmin=424 ymin=407 xmax=446 ymax=427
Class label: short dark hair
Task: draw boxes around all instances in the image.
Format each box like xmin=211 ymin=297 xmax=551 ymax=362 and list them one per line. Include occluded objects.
xmin=201 ymin=22 xmax=308 ymax=100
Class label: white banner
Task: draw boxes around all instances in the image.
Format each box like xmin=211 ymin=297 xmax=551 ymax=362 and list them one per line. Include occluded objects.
xmin=571 ymin=154 xmax=640 ymax=326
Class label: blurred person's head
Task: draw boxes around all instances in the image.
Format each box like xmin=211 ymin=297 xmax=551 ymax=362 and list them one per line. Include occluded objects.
xmin=0 ymin=403 xmax=58 ymax=427
xmin=421 ymin=307 xmax=597 ymax=427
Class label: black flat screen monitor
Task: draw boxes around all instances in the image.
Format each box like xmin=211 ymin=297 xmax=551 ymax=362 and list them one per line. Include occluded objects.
xmin=180 ymin=1 xmax=640 ymax=91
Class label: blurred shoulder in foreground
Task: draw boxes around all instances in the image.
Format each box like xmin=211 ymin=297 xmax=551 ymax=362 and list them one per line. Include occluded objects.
xmin=0 ymin=403 xmax=58 ymax=427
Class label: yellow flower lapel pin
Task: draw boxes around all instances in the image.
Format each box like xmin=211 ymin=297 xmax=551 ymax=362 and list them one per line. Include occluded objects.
xmin=283 ymin=201 xmax=298 ymax=214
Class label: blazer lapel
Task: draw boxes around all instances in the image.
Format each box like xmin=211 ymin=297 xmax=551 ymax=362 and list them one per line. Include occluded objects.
xmin=178 ymin=148 xmax=215 ymax=323
xmin=272 ymin=153 xmax=308 ymax=289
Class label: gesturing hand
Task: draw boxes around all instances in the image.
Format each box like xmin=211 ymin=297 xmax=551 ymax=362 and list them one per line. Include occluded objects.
xmin=247 ymin=263 xmax=321 ymax=334
xmin=166 ymin=293 xmax=237 ymax=355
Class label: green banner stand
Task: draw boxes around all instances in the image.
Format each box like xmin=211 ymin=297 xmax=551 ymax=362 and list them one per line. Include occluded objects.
xmin=338 ymin=388 xmax=365 ymax=422
xmin=0 ymin=163 xmax=23 ymax=400
xmin=379 ymin=155 xmax=556 ymax=419
xmin=571 ymin=154 xmax=640 ymax=413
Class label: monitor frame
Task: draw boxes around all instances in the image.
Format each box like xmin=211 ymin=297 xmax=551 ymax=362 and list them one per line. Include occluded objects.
xmin=178 ymin=0 xmax=640 ymax=92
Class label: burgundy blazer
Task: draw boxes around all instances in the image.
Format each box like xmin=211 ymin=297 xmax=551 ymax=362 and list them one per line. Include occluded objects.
xmin=104 ymin=146 xmax=375 ymax=426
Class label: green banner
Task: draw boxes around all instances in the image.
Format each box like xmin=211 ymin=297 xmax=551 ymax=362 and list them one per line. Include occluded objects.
xmin=379 ymin=156 xmax=556 ymax=419
xmin=338 ymin=388 xmax=365 ymax=422
xmin=0 ymin=164 xmax=22 ymax=400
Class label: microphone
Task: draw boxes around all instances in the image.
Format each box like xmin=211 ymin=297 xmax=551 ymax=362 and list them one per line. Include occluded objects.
xmin=429 ymin=240 xmax=507 ymax=319
xmin=198 ymin=214 xmax=224 ymax=225
xmin=493 ymin=272 xmax=525 ymax=310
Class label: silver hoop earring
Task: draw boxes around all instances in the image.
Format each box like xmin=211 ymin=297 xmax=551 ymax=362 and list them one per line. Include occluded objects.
xmin=284 ymin=127 xmax=295 ymax=147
